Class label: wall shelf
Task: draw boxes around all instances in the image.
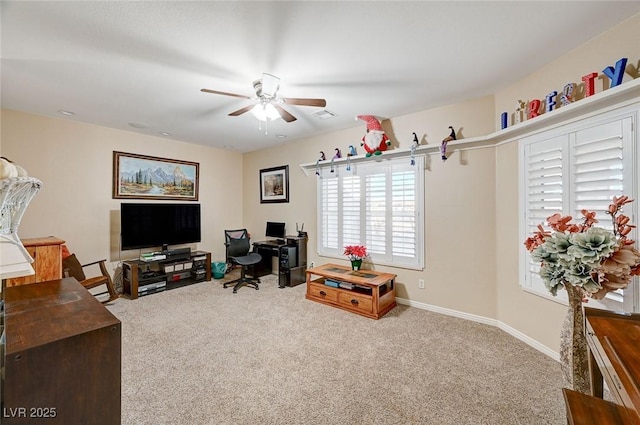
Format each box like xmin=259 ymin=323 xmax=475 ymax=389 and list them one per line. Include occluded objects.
xmin=300 ymin=78 xmax=640 ymax=176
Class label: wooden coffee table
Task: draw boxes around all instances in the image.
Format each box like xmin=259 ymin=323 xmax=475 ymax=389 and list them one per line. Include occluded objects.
xmin=305 ymin=263 xmax=396 ymax=319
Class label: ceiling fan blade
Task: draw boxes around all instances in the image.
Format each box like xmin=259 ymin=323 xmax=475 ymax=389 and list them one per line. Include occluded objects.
xmin=201 ymin=88 xmax=251 ymax=100
xmin=228 ymin=105 xmax=254 ymax=116
xmin=282 ymin=97 xmax=327 ymax=108
xmin=274 ymin=104 xmax=297 ymax=122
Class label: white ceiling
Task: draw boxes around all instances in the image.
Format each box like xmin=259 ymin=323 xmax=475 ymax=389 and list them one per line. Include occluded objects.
xmin=2 ymin=1 xmax=639 ymax=153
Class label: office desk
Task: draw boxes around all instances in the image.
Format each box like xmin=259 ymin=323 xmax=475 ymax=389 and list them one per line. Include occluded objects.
xmin=252 ymin=236 xmax=307 ymax=287
xmin=252 ymin=240 xmax=284 ymax=277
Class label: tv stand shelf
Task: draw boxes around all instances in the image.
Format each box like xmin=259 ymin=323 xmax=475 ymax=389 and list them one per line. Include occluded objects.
xmin=122 ymin=250 xmax=211 ymax=299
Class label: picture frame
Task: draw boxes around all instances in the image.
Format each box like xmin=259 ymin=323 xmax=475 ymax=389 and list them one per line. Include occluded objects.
xmin=259 ymin=165 xmax=289 ymax=204
xmin=113 ymin=151 xmax=199 ymax=201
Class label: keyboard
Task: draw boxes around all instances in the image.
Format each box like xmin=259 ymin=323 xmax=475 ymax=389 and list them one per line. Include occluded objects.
xmin=257 ymin=240 xmax=285 ymax=247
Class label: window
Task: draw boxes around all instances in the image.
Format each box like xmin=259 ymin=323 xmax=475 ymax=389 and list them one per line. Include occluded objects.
xmin=519 ymin=110 xmax=638 ymax=312
xmin=317 ymin=157 xmax=424 ymax=269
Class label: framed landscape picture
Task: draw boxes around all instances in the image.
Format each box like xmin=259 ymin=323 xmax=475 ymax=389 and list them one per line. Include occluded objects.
xmin=113 ymin=151 xmax=199 ymax=201
xmin=259 ymin=165 xmax=289 ymax=203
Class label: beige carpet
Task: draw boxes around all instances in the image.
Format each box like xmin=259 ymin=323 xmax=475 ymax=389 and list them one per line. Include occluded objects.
xmin=107 ymin=271 xmax=566 ymax=425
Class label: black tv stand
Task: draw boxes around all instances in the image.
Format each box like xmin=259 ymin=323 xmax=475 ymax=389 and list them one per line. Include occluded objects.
xmin=122 ymin=250 xmax=211 ymax=299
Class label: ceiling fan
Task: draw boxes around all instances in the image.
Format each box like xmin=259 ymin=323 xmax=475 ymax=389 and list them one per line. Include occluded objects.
xmin=201 ymin=73 xmax=326 ymax=123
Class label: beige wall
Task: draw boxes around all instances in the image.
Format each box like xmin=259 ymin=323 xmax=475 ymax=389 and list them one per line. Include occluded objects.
xmin=495 ymin=13 xmax=640 ymax=127
xmin=0 ymin=109 xmax=243 ymax=273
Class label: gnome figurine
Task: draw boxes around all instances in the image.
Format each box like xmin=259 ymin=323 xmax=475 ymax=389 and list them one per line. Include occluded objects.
xmin=440 ymin=126 xmax=456 ymax=161
xmin=356 ymin=115 xmax=391 ymax=157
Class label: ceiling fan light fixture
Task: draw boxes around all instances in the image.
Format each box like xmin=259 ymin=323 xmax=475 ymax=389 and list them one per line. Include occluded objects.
xmin=250 ymin=103 xmax=280 ymax=121
xmin=260 ymin=73 xmax=280 ymax=98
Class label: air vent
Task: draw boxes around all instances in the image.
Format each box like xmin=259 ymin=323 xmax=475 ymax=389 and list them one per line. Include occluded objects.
xmin=313 ymin=110 xmax=338 ymax=120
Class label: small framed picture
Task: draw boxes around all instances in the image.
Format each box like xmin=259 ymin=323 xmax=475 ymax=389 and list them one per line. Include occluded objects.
xmin=259 ymin=165 xmax=289 ymax=204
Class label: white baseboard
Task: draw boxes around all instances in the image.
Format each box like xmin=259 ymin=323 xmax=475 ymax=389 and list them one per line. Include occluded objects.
xmin=396 ymin=297 xmax=560 ymax=362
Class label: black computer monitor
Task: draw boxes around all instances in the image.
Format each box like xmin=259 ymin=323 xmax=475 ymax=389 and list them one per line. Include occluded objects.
xmin=265 ymin=221 xmax=285 ymax=240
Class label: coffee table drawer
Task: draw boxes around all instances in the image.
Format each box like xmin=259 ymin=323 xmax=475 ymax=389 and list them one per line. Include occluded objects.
xmin=308 ymin=282 xmax=339 ymax=302
xmin=338 ymin=291 xmax=373 ymax=314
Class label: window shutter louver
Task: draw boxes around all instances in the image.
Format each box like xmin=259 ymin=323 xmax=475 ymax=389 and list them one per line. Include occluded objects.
xmin=365 ymin=172 xmax=387 ymax=255
xmin=391 ymin=169 xmax=417 ymax=260
xmin=526 ymin=140 xmax=565 ymax=235
xmin=571 ymin=120 xmax=626 ymax=229
xmin=342 ymin=175 xmax=361 ymax=247
xmin=524 ymin=136 xmax=567 ymax=293
xmin=320 ymin=178 xmax=339 ymax=250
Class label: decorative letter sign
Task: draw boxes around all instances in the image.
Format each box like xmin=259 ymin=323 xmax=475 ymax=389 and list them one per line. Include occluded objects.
xmin=602 ymin=57 xmax=628 ymax=88
xmin=528 ymin=99 xmax=541 ymax=119
xmin=545 ymin=91 xmax=558 ymax=113
xmin=581 ymin=72 xmax=598 ymax=97
xmin=498 ymin=56 xmax=635 ymax=131
xmin=500 ymin=112 xmax=508 ymax=129
xmin=515 ymin=100 xmax=527 ymax=124
xmin=560 ymin=83 xmax=575 ymax=106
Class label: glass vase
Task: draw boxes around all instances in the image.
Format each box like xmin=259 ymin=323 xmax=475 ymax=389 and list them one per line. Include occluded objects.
xmin=351 ymin=259 xmax=362 ymax=271
xmin=559 ymin=283 xmax=590 ymax=394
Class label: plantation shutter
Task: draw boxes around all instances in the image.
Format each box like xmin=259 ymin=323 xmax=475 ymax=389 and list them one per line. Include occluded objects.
xmin=523 ymin=135 xmax=568 ymax=293
xmin=570 ymin=117 xmax=633 ymax=309
xmin=365 ymin=171 xmax=387 ymax=255
xmin=521 ymin=113 xmax=636 ymax=311
xmin=392 ymin=170 xmax=418 ymax=261
xmin=320 ymin=177 xmax=339 ymax=250
xmin=570 ymin=119 xmax=629 ymax=227
xmin=342 ymin=175 xmax=361 ymax=247
xmin=317 ymin=157 xmax=424 ymax=269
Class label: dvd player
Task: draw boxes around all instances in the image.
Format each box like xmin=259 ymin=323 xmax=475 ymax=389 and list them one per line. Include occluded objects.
xmin=138 ymin=280 xmax=166 ymax=296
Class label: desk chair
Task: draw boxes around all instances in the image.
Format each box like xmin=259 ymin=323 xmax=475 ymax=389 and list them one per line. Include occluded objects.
xmin=223 ymin=229 xmax=262 ymax=294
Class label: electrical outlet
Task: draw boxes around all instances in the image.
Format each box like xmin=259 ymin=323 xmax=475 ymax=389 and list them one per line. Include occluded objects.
xmin=310 ymin=261 xmax=315 ymax=268
xmin=418 ymin=279 xmax=425 ymax=289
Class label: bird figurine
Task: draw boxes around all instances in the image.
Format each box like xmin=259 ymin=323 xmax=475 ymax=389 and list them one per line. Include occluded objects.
xmin=410 ymin=132 xmax=419 ymax=166
xmin=440 ymin=126 xmax=456 ymax=161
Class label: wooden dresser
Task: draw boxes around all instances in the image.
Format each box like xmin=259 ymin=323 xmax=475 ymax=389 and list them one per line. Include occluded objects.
xmin=563 ymin=307 xmax=640 ymax=424
xmin=2 ymin=277 xmax=121 ymax=424
xmin=4 ymin=236 xmax=65 ymax=287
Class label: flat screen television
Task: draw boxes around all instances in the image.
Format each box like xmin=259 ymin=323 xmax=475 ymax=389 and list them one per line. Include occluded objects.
xmin=120 ymin=203 xmax=201 ymax=251
xmin=265 ymin=221 xmax=285 ymax=240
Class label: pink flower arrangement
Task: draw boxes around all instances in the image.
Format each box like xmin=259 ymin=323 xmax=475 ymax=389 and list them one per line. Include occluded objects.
xmin=524 ymin=195 xmax=640 ymax=299
xmin=343 ymin=245 xmax=367 ymax=261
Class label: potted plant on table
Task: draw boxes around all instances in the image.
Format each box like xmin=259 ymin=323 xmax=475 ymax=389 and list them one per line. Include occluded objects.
xmin=343 ymin=245 xmax=367 ymax=270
